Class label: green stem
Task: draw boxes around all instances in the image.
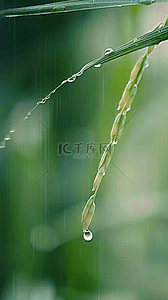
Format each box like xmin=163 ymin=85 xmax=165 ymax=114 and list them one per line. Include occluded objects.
xmin=83 ymin=25 xmax=168 ymax=70
xmin=0 ymin=0 xmax=157 ymax=18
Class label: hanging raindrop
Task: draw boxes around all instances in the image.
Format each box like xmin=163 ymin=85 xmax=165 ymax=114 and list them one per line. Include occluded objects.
xmin=76 ymin=70 xmax=83 ymax=77
xmin=67 ymin=74 xmax=76 ymax=82
xmin=145 ymin=60 xmax=149 ymax=69
xmin=83 ymin=230 xmax=93 ymax=241
xmin=104 ymin=48 xmax=114 ymax=56
xmin=94 ymin=64 xmax=101 ymax=68
xmin=140 ymin=0 xmax=155 ymax=5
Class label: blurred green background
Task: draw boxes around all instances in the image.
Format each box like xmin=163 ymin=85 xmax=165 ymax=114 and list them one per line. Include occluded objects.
xmin=1 ymin=1 xmax=168 ymax=299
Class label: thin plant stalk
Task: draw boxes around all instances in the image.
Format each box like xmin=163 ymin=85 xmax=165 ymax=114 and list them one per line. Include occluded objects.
xmin=23 ymin=18 xmax=168 ymax=121
xmin=1 ymin=19 xmax=168 ymax=151
xmin=0 ymin=0 xmax=157 ymax=18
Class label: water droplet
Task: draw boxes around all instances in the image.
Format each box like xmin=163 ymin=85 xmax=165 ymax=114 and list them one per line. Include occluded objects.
xmin=28 ymin=112 xmax=31 ymax=116
xmin=83 ymin=230 xmax=93 ymax=241
xmin=4 ymin=137 xmax=10 ymax=141
xmin=52 ymin=6 xmax=63 ymax=11
xmin=76 ymin=70 xmax=83 ymax=77
xmin=145 ymin=61 xmax=149 ymax=68
xmin=94 ymin=64 xmax=101 ymax=68
xmin=104 ymin=48 xmax=114 ymax=56
xmin=103 ymin=172 xmax=106 ymax=176
xmin=134 ymin=37 xmax=138 ymax=43
xmin=24 ymin=116 xmax=28 ymax=121
xmin=67 ymin=74 xmax=76 ymax=82
xmin=10 ymin=130 xmax=15 ymax=133
xmin=140 ymin=0 xmax=155 ymax=4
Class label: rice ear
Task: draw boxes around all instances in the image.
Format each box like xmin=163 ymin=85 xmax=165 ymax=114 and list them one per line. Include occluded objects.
xmin=81 ymin=23 xmax=158 ymax=235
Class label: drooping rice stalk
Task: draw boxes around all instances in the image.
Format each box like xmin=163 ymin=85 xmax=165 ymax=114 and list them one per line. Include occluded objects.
xmin=81 ymin=20 xmax=168 ymax=241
